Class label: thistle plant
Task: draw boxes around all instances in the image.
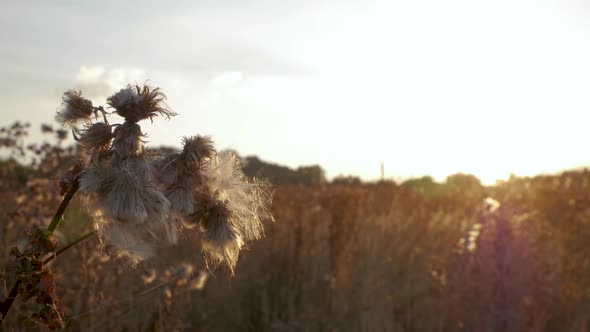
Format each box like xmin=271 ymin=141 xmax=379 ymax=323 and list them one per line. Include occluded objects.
xmin=0 ymin=84 xmax=273 ymax=329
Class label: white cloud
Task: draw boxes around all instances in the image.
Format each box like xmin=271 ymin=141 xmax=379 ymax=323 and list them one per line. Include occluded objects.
xmin=76 ymin=66 xmax=106 ymax=82
xmin=211 ymin=70 xmax=244 ymax=87
xmin=73 ymin=66 xmax=147 ymax=99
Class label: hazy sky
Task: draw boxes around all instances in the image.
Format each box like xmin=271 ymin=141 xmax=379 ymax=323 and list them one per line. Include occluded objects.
xmin=2 ymin=0 xmax=590 ymax=184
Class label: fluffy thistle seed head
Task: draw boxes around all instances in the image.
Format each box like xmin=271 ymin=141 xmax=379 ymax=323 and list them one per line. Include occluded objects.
xmin=151 ymin=157 xmax=177 ymax=186
xmin=199 ymin=198 xmax=244 ymax=272
xmin=181 ymin=135 xmax=215 ymax=167
xmin=80 ymin=160 xmax=176 ymax=263
xmin=151 ymin=135 xmax=215 ymax=215
xmin=101 ymin=169 xmax=171 ymax=224
xmin=122 ymin=156 xmax=152 ymax=181
xmin=75 ymin=122 xmax=113 ymax=153
xmin=79 ymin=162 xmax=112 ymax=195
xmin=178 ymin=152 xmax=273 ymax=271
xmin=56 ymin=90 xmax=94 ymax=126
xmin=95 ymin=221 xmax=157 ymax=265
xmin=107 ymin=84 xmax=176 ymax=123
xmin=204 ymin=151 xmax=271 ymax=241
xmin=55 ymin=83 xmax=273 ymax=270
xmin=164 ymin=181 xmax=197 ymax=216
xmin=113 ymin=122 xmax=145 ymax=158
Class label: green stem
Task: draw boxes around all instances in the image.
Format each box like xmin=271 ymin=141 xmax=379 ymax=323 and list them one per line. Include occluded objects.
xmin=47 ymin=181 xmax=79 ymax=234
xmin=44 ymin=230 xmax=96 ymax=265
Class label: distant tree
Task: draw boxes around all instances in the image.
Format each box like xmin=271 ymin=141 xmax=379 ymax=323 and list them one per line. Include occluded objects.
xmin=242 ymin=156 xmax=299 ymax=185
xmin=401 ymin=176 xmax=442 ymax=196
xmin=441 ymin=173 xmax=485 ymax=204
xmin=241 ymin=155 xmax=326 ymax=186
xmin=332 ymin=175 xmax=362 ymax=186
xmin=444 ymin=173 xmax=482 ymax=190
xmin=296 ymin=165 xmax=326 ymax=185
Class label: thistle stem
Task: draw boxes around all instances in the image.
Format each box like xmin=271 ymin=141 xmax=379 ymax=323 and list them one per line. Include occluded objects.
xmin=0 ymin=281 xmax=20 ymax=325
xmin=47 ymin=181 xmax=79 ymax=234
xmin=1 ymin=181 xmax=81 ymax=327
xmin=44 ymin=230 xmax=96 ymax=265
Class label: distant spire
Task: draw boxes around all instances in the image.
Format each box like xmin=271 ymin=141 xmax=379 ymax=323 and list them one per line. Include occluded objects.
xmin=380 ymin=161 xmax=384 ymax=181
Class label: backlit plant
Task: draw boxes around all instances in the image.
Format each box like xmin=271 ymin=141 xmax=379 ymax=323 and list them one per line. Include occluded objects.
xmin=0 ymin=84 xmax=273 ymax=329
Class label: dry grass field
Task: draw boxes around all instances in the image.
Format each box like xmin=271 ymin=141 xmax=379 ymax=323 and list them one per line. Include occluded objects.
xmin=2 ymin=121 xmax=590 ymax=331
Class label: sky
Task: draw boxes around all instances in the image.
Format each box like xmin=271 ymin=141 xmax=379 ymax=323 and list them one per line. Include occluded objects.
xmin=2 ymin=0 xmax=590 ymax=184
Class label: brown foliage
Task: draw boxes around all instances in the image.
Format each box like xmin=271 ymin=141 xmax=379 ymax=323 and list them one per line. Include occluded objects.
xmin=2 ymin=121 xmax=590 ymax=330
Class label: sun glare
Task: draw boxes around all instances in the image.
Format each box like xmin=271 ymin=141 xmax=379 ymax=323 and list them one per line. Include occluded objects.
xmin=248 ymin=0 xmax=590 ymax=183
